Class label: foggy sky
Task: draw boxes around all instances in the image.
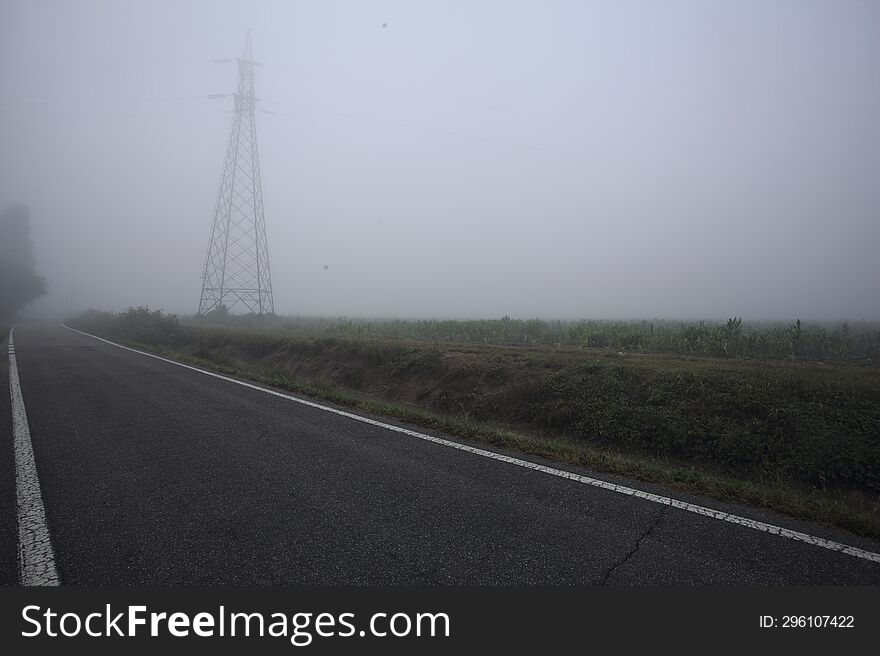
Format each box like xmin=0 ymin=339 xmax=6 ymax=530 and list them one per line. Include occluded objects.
xmin=1 ymin=0 xmax=878 ymax=320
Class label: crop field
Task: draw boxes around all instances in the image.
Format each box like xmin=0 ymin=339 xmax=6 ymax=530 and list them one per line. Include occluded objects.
xmin=188 ymin=311 xmax=880 ymax=363
xmin=69 ymin=308 xmax=880 ymax=537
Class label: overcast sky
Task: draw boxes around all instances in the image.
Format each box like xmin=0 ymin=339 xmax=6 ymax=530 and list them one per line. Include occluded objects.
xmin=1 ymin=0 xmax=878 ymax=320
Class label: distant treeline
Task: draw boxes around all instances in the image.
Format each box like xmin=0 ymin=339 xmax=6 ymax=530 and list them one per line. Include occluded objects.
xmin=72 ymin=309 xmax=880 ymax=363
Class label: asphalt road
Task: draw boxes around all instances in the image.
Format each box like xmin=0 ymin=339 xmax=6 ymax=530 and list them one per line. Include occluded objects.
xmin=2 ymin=323 xmax=879 ymax=585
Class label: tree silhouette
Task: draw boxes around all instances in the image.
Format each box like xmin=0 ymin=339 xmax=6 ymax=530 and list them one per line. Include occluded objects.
xmin=0 ymin=203 xmax=47 ymax=319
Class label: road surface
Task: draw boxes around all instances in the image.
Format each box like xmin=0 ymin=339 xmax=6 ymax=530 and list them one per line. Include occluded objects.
xmin=2 ymin=323 xmax=879 ymax=585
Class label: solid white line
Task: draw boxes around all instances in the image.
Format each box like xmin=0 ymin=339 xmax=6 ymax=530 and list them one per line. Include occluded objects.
xmin=63 ymin=323 xmax=880 ymax=565
xmin=8 ymin=327 xmax=60 ymax=585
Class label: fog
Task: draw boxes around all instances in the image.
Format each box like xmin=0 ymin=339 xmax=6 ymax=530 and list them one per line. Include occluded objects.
xmin=1 ymin=0 xmax=878 ymax=320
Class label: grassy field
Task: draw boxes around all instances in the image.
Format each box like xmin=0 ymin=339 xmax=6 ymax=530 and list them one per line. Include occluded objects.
xmin=68 ymin=308 xmax=880 ymax=537
xmin=190 ymin=311 xmax=880 ymax=362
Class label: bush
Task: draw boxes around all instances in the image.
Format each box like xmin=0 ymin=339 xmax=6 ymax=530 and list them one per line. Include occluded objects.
xmin=70 ymin=307 xmax=183 ymax=346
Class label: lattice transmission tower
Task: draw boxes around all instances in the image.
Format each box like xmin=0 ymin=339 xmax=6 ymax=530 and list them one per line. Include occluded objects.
xmin=198 ymin=31 xmax=274 ymax=315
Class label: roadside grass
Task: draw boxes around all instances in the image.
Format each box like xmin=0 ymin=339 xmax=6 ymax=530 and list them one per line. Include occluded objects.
xmin=67 ymin=310 xmax=880 ymax=539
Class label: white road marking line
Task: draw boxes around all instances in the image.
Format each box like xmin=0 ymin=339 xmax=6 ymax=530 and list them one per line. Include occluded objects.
xmin=63 ymin=323 xmax=880 ymax=565
xmin=8 ymin=327 xmax=60 ymax=585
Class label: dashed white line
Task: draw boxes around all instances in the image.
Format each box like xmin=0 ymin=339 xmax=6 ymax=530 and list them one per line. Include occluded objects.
xmin=63 ymin=323 xmax=880 ymax=565
xmin=8 ymin=326 xmax=60 ymax=585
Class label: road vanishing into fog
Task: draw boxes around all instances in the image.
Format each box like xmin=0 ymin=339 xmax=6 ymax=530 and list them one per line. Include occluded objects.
xmin=2 ymin=323 xmax=880 ymax=585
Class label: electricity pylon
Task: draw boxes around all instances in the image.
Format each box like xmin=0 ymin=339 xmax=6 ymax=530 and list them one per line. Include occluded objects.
xmin=198 ymin=31 xmax=274 ymax=316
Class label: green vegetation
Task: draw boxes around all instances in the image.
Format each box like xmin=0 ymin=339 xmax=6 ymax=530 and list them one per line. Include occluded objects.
xmin=75 ymin=306 xmax=182 ymax=345
xmin=189 ymin=313 xmax=879 ymax=363
xmin=69 ymin=308 xmax=880 ymax=537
